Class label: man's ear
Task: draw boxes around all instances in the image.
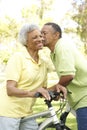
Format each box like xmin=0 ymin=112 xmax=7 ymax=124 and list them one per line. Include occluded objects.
xmin=54 ymin=32 xmax=60 ymax=39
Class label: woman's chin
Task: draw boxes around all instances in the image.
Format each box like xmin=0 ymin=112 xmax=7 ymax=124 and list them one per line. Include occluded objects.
xmin=39 ymin=46 xmax=43 ymax=50
xmin=38 ymin=44 xmax=43 ymax=50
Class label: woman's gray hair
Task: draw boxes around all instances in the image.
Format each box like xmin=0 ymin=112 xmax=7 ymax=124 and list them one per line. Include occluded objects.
xmin=18 ymin=23 xmax=40 ymax=46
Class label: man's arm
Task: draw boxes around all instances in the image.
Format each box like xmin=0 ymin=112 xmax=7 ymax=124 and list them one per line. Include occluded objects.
xmin=58 ymin=75 xmax=74 ymax=87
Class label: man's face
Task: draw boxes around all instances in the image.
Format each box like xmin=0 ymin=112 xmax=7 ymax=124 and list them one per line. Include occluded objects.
xmin=41 ymin=25 xmax=56 ymax=47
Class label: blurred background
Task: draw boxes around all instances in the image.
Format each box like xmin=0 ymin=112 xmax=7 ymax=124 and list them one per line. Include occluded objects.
xmin=0 ymin=1 xmax=86 ymax=128
xmin=0 ymin=0 xmax=87 ymax=87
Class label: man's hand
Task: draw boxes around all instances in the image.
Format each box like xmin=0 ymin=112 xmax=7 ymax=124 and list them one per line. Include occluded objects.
xmin=55 ymin=83 xmax=67 ymax=99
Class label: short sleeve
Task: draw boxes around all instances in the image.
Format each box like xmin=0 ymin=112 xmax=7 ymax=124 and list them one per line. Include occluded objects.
xmin=56 ymin=47 xmax=76 ymax=76
xmin=5 ymin=53 xmax=23 ymax=82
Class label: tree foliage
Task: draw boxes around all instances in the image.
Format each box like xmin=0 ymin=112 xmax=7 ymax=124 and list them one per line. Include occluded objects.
xmin=0 ymin=16 xmax=20 ymax=41
xmin=0 ymin=0 xmax=54 ymax=42
xmin=72 ymin=0 xmax=87 ymax=42
xmin=21 ymin=0 xmax=53 ymax=25
xmin=67 ymin=0 xmax=87 ymax=54
xmin=0 ymin=0 xmax=54 ymax=63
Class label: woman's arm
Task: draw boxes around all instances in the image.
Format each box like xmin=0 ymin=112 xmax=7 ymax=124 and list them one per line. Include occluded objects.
xmin=7 ymin=80 xmax=29 ymax=97
xmin=7 ymin=80 xmax=51 ymax=100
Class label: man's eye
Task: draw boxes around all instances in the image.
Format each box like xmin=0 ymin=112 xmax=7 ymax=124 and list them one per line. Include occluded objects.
xmin=42 ymin=32 xmax=46 ymax=35
xmin=44 ymin=32 xmax=47 ymax=35
xmin=40 ymin=35 xmax=42 ymax=38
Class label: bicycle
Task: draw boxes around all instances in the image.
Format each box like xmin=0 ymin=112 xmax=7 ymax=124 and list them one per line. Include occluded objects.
xmin=23 ymin=91 xmax=71 ymax=130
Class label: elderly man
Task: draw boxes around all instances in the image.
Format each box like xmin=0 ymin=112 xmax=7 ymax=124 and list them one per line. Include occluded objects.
xmin=41 ymin=22 xmax=87 ymax=130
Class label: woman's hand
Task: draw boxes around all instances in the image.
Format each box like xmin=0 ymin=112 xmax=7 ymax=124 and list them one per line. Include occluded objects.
xmin=35 ymin=87 xmax=51 ymax=100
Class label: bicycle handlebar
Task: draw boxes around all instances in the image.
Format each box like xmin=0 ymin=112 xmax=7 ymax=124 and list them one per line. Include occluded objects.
xmin=34 ymin=91 xmax=61 ymax=100
xmin=34 ymin=91 xmax=71 ymax=130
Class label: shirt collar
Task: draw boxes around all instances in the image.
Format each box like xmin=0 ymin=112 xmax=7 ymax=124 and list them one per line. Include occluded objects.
xmin=21 ymin=46 xmax=41 ymax=65
xmin=51 ymin=39 xmax=61 ymax=60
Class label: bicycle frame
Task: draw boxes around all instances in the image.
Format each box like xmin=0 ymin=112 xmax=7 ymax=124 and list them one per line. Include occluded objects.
xmin=22 ymin=109 xmax=53 ymax=130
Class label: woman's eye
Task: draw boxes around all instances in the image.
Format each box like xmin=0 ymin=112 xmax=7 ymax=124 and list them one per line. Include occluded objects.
xmin=32 ymin=36 xmax=37 ymax=39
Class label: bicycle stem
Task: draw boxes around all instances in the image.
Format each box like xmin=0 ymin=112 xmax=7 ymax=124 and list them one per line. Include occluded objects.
xmin=45 ymin=100 xmax=62 ymax=130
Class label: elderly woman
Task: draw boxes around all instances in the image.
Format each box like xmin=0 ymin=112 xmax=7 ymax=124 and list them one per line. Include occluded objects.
xmin=0 ymin=23 xmax=66 ymax=130
xmin=0 ymin=24 xmax=52 ymax=130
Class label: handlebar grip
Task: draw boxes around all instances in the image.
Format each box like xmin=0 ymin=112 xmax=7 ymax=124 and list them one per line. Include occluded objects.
xmin=34 ymin=92 xmax=42 ymax=98
xmin=48 ymin=91 xmax=60 ymax=99
xmin=34 ymin=91 xmax=60 ymax=98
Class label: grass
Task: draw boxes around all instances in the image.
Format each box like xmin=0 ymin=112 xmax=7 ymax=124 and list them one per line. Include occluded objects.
xmin=33 ymin=98 xmax=77 ymax=130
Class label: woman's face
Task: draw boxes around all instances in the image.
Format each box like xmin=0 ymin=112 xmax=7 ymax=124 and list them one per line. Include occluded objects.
xmin=27 ymin=29 xmax=44 ymax=51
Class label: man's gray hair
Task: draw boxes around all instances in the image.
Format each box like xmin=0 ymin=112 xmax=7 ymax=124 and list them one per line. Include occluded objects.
xmin=18 ymin=23 xmax=40 ymax=46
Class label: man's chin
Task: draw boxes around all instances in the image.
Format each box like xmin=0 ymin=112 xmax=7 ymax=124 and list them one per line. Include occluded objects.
xmin=42 ymin=41 xmax=46 ymax=46
xmin=42 ymin=42 xmax=47 ymax=46
xmin=43 ymin=43 xmax=47 ymax=47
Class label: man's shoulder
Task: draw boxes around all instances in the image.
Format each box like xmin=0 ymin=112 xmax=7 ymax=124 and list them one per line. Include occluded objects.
xmin=57 ymin=36 xmax=76 ymax=49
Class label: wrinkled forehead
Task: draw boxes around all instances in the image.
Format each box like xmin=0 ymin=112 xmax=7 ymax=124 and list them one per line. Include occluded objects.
xmin=27 ymin=29 xmax=42 ymax=39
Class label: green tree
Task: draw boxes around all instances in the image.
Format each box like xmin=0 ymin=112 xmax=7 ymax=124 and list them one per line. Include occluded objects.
xmin=37 ymin=0 xmax=53 ymax=19
xmin=0 ymin=16 xmax=20 ymax=41
xmin=72 ymin=0 xmax=87 ymax=53
xmin=4 ymin=16 xmax=19 ymax=39
xmin=21 ymin=0 xmax=54 ymax=25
